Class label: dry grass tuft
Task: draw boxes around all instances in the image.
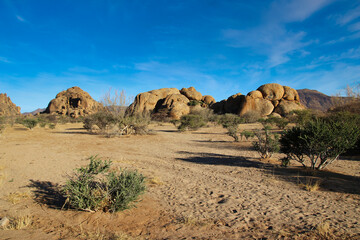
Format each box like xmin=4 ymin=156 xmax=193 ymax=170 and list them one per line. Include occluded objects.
xmin=147 ymin=176 xmax=163 ymax=186
xmin=299 ymin=177 xmax=321 ymax=192
xmin=177 ymin=215 xmax=209 ymax=227
xmin=5 ymin=191 xmax=32 ymax=204
xmin=79 ymin=225 xmax=141 ymax=240
xmin=3 ymin=215 xmax=33 ymax=230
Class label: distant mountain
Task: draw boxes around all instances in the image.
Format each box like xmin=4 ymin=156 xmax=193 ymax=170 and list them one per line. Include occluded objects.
xmin=23 ymin=108 xmax=46 ymax=116
xmin=297 ymin=89 xmax=353 ymax=112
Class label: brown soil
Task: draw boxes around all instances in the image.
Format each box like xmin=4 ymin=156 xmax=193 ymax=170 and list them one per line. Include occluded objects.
xmin=0 ymin=123 xmax=359 ymax=239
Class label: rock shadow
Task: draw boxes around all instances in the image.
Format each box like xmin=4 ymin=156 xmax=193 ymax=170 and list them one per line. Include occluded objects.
xmin=27 ymin=180 xmax=66 ymax=209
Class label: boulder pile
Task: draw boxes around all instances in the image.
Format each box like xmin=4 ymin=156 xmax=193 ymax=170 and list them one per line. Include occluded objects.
xmin=0 ymin=93 xmax=21 ymax=116
xmin=212 ymin=83 xmax=305 ymax=117
xmin=43 ymin=86 xmax=103 ymax=118
xmin=125 ymin=87 xmax=215 ymax=119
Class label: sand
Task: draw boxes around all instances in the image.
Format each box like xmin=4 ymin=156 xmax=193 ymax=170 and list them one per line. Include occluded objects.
xmin=0 ymin=122 xmax=359 ymax=239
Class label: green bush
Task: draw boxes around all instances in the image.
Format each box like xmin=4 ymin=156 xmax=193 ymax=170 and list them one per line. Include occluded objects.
xmin=21 ymin=118 xmax=38 ymax=129
xmin=288 ymin=109 xmax=317 ymax=126
xmin=63 ymin=156 xmax=146 ymax=212
xmin=242 ymin=111 xmax=261 ymax=123
xmin=178 ymin=114 xmax=207 ymax=131
xmin=280 ymin=113 xmax=360 ymax=170
xmin=218 ymin=114 xmax=244 ymax=142
xmin=240 ymin=130 xmax=254 ymax=141
xmin=253 ymin=126 xmax=280 ymax=159
xmin=84 ymin=111 xmax=150 ymax=136
xmin=188 ymin=100 xmax=203 ymax=106
xmin=259 ymin=116 xmax=289 ymax=130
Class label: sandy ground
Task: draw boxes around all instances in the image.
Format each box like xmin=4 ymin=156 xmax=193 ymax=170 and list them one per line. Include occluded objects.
xmin=0 ymin=122 xmax=359 ymax=239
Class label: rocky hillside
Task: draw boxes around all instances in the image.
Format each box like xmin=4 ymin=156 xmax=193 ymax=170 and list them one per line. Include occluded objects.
xmin=43 ymin=86 xmax=103 ymax=118
xmin=297 ymin=89 xmax=352 ymax=112
xmin=0 ymin=93 xmax=21 ymax=116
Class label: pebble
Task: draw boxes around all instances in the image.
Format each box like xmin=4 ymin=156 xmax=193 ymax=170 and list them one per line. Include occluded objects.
xmin=0 ymin=217 xmax=10 ymax=227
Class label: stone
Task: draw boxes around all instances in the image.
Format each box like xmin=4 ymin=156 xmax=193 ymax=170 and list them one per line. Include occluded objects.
xmin=0 ymin=93 xmax=21 ymax=116
xmin=283 ymin=86 xmax=300 ymax=102
xmin=202 ymin=95 xmax=216 ymax=105
xmin=257 ymin=83 xmax=285 ymax=101
xmin=247 ymin=90 xmax=263 ymax=99
xmin=180 ymin=87 xmax=203 ymax=101
xmin=125 ymin=88 xmax=180 ymax=116
xmin=44 ymin=87 xmax=103 ymax=118
xmin=211 ymin=100 xmax=226 ymax=114
xmin=224 ymin=93 xmax=245 ymax=114
xmin=0 ymin=217 xmax=10 ymax=227
xmin=160 ymin=94 xmax=190 ymax=120
xmin=239 ymin=96 xmax=274 ymax=117
xmin=274 ymin=100 xmax=306 ymax=116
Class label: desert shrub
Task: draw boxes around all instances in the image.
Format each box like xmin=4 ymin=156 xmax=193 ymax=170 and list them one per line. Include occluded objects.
xmin=217 ymin=114 xmax=244 ymax=141
xmin=84 ymin=111 xmax=150 ymax=136
xmin=63 ymin=156 xmax=146 ymax=212
xmin=280 ymin=113 xmax=360 ymax=170
xmin=178 ymin=114 xmax=207 ymax=131
xmin=21 ymin=118 xmax=38 ymax=130
xmin=253 ymin=126 xmax=280 ymax=159
xmin=288 ymin=109 xmax=317 ymax=126
xmin=100 ymin=88 xmax=130 ymax=117
xmin=259 ymin=116 xmax=289 ymax=130
xmin=48 ymin=123 xmax=56 ymax=129
xmin=188 ymin=100 xmax=202 ymax=106
xmin=240 ymin=130 xmax=254 ymax=141
xmin=0 ymin=117 xmax=5 ymax=134
xmin=190 ymin=107 xmax=218 ymax=123
xmin=118 ymin=114 xmax=150 ymax=135
xmin=242 ymin=111 xmax=261 ymax=123
xmin=83 ymin=111 xmax=118 ymax=130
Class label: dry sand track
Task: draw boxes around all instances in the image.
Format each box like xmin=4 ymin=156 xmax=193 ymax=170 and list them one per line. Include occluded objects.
xmin=0 ymin=122 xmax=359 ymax=239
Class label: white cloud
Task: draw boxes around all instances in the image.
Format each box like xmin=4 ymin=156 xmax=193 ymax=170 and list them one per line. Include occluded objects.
xmin=348 ymin=21 xmax=360 ymax=32
xmin=222 ymin=0 xmax=332 ymax=68
xmin=335 ymin=4 xmax=360 ymax=26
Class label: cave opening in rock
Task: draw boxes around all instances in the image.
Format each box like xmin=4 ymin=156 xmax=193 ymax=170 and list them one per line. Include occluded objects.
xmin=69 ymin=97 xmax=81 ymax=108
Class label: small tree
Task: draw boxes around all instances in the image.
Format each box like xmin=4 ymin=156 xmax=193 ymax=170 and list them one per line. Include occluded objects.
xmin=178 ymin=114 xmax=207 ymax=131
xmin=280 ymin=113 xmax=360 ymax=170
xmin=21 ymin=119 xmax=38 ymax=130
xmin=253 ymin=125 xmax=280 ymax=159
xmin=217 ymin=114 xmax=244 ymax=142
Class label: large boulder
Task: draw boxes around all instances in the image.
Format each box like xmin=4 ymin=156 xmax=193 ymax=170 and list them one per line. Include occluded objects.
xmin=274 ymin=100 xmax=306 ymax=116
xmin=180 ymin=87 xmax=202 ymax=101
xmin=125 ymin=88 xmax=180 ymax=116
xmin=202 ymin=95 xmax=216 ymax=105
xmin=44 ymin=86 xmax=103 ymax=118
xmin=0 ymin=93 xmax=21 ymax=116
xmin=283 ymin=86 xmax=300 ymax=102
xmin=224 ymin=93 xmax=245 ymax=114
xmin=257 ymin=83 xmax=285 ymax=101
xmin=238 ymin=96 xmax=274 ymax=117
xmin=161 ymin=94 xmax=190 ymax=120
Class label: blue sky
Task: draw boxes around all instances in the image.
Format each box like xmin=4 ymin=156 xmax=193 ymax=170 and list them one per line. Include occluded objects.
xmin=0 ymin=0 xmax=360 ymax=112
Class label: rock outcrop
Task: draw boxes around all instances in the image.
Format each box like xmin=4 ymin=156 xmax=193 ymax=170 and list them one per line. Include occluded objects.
xmin=126 ymin=87 xmax=215 ymax=119
xmin=212 ymin=83 xmax=305 ymax=117
xmin=44 ymin=87 xmax=103 ymax=118
xmin=0 ymin=93 xmax=21 ymax=116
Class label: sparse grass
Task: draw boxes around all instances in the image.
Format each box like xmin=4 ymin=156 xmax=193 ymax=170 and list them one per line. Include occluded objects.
xmin=3 ymin=215 xmax=33 ymax=230
xmin=299 ymin=177 xmax=321 ymax=192
xmin=5 ymin=191 xmax=32 ymax=204
xmin=78 ymin=225 xmax=141 ymax=240
xmin=147 ymin=176 xmax=163 ymax=186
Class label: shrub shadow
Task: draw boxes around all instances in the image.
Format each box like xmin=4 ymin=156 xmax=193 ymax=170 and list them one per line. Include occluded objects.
xmin=27 ymin=180 xmax=66 ymax=209
xmin=177 ymin=151 xmax=360 ymax=195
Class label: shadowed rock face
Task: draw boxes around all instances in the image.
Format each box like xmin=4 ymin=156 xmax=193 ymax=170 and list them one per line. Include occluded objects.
xmin=0 ymin=93 xmax=21 ymax=116
xmin=44 ymin=86 xmax=103 ymax=118
xmin=126 ymin=87 xmax=215 ymax=120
